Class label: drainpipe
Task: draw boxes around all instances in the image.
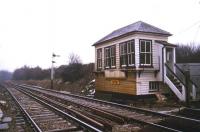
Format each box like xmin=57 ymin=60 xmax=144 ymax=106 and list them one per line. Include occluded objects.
xmin=162 ymin=46 xmax=166 ymax=82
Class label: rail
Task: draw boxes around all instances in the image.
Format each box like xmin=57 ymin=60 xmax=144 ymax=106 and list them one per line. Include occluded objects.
xmin=18 ymin=87 xmax=110 ymax=130
xmin=6 ymin=88 xmax=42 ymax=132
xmin=17 ymin=87 xmax=103 ymax=132
xmin=18 ymin=84 xmax=200 ymax=125
xmin=18 ymin=85 xmax=187 ymax=132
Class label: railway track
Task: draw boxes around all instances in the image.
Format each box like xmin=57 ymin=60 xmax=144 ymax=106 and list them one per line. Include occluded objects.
xmin=0 ymin=84 xmax=33 ymax=132
xmin=9 ymin=84 xmax=140 ymax=131
xmin=178 ymin=107 xmax=200 ymax=120
xmin=4 ymin=84 xmax=103 ymax=132
xmin=13 ymin=83 xmax=200 ymax=132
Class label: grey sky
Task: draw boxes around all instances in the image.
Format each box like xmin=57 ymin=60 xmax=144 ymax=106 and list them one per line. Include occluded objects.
xmin=0 ymin=0 xmax=200 ymax=71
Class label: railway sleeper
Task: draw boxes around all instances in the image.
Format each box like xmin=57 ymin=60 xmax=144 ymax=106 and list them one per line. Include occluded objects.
xmin=45 ymin=126 xmax=82 ymax=132
xmin=72 ymin=107 xmax=117 ymax=130
xmin=97 ymin=106 xmax=164 ymax=125
xmin=18 ymin=85 xmax=170 ymax=130
xmin=20 ymin=88 xmax=122 ymax=131
xmin=32 ymin=93 xmax=106 ymax=130
xmin=17 ymin=90 xmax=104 ymax=129
xmin=53 ymin=94 xmax=125 ymax=124
xmin=21 ymin=87 xmax=125 ymax=124
xmin=8 ymin=88 xmax=82 ymax=132
xmin=13 ymin=84 xmax=200 ymax=132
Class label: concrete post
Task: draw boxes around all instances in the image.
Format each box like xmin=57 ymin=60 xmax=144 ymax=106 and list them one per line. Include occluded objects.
xmin=192 ymin=84 xmax=196 ymax=100
xmin=185 ymin=70 xmax=190 ymax=107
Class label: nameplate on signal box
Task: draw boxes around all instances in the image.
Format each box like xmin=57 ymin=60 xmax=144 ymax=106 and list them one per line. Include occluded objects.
xmin=111 ymin=80 xmax=120 ymax=85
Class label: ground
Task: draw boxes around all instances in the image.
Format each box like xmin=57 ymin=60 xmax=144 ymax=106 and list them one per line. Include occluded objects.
xmin=12 ymin=79 xmax=200 ymax=111
xmin=16 ymin=79 xmax=86 ymax=95
xmin=12 ymin=80 xmax=181 ymax=112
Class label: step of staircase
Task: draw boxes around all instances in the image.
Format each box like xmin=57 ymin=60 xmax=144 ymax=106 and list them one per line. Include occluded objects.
xmin=169 ymin=76 xmax=183 ymax=93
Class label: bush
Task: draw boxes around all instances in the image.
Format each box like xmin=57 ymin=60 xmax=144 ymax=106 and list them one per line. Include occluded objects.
xmin=12 ymin=66 xmax=50 ymax=80
xmin=61 ymin=63 xmax=84 ymax=82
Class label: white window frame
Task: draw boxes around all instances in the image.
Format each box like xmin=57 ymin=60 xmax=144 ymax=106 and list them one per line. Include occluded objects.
xmin=120 ymin=40 xmax=135 ymax=67
xmin=105 ymin=47 xmax=110 ymax=69
xmin=110 ymin=46 xmax=116 ymax=68
xmin=140 ymin=40 xmax=152 ymax=66
xmin=149 ymin=81 xmax=160 ymax=92
xmin=104 ymin=45 xmax=116 ymax=69
xmin=127 ymin=40 xmax=135 ymax=66
xmin=97 ymin=48 xmax=102 ymax=69
xmin=120 ymin=43 xmax=127 ymax=67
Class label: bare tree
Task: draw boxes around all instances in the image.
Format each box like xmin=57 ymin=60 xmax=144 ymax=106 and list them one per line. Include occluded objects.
xmin=68 ymin=53 xmax=82 ymax=64
xmin=60 ymin=53 xmax=84 ymax=82
xmin=176 ymin=43 xmax=200 ymax=63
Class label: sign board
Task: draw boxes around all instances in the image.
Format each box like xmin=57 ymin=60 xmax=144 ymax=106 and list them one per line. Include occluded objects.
xmin=111 ymin=80 xmax=120 ymax=85
xmin=105 ymin=70 xmax=125 ymax=78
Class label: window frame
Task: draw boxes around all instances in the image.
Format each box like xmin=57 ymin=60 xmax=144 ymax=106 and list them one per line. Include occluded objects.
xmin=149 ymin=81 xmax=160 ymax=92
xmin=97 ymin=48 xmax=102 ymax=70
xmin=119 ymin=39 xmax=135 ymax=67
xmin=110 ymin=46 xmax=116 ymax=68
xmin=139 ymin=39 xmax=152 ymax=67
xmin=104 ymin=45 xmax=116 ymax=69
xmin=120 ymin=42 xmax=127 ymax=67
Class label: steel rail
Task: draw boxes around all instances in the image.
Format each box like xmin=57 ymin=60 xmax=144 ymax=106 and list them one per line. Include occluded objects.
xmin=18 ymin=87 xmax=109 ymax=131
xmin=16 ymin=87 xmax=103 ymax=132
xmin=6 ymin=87 xmax=42 ymax=132
xmin=17 ymin=84 xmax=200 ymax=132
xmin=19 ymin=84 xmax=200 ymax=124
xmin=184 ymin=107 xmax=200 ymax=112
xmin=17 ymin=84 xmax=181 ymax=132
xmin=18 ymin=85 xmax=127 ymax=127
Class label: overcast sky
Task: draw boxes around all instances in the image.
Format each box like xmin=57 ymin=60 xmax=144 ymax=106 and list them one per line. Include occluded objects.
xmin=0 ymin=0 xmax=200 ymax=72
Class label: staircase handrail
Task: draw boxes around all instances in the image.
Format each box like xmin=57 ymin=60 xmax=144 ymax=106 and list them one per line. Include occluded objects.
xmin=174 ymin=63 xmax=185 ymax=75
xmin=165 ymin=63 xmax=186 ymax=87
xmin=174 ymin=64 xmax=199 ymax=89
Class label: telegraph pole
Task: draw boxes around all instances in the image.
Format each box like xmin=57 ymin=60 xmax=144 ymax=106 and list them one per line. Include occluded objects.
xmin=50 ymin=53 xmax=60 ymax=89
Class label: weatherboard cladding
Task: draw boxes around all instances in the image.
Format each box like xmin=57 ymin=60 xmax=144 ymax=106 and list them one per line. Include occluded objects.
xmin=93 ymin=21 xmax=172 ymax=46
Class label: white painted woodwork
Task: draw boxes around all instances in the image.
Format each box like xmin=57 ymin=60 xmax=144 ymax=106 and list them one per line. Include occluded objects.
xmin=94 ymin=32 xmax=180 ymax=96
xmin=95 ymin=33 xmax=168 ymax=71
xmin=192 ymin=84 xmax=197 ymax=100
xmin=164 ymin=75 xmax=186 ymax=101
xmin=105 ymin=70 xmax=126 ymax=78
